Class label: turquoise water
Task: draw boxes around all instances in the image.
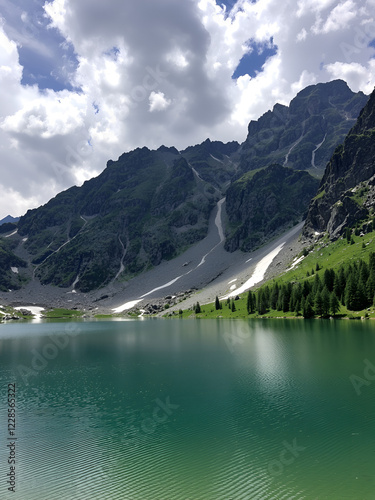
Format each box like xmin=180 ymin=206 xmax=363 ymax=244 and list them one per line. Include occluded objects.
xmin=0 ymin=319 xmax=374 ymax=499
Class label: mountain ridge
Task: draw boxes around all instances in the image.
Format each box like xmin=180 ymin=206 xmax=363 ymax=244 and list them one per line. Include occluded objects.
xmin=0 ymin=79 xmax=370 ymax=298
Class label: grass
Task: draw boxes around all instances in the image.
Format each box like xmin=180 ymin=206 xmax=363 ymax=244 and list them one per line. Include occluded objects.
xmin=173 ymin=229 xmax=375 ymax=320
xmin=274 ymin=230 xmax=375 ymax=286
xmin=174 ymin=298 xmax=375 ymax=321
xmin=42 ymin=308 xmax=84 ymax=319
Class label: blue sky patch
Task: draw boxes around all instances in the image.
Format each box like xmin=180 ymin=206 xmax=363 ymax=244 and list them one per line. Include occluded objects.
xmin=232 ymin=38 xmax=278 ymax=79
xmin=2 ymin=0 xmax=78 ymax=91
xmin=216 ymin=0 xmax=238 ymax=11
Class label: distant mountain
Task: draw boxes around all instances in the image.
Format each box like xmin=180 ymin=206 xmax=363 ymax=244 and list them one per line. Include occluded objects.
xmin=0 ymin=215 xmax=19 ymax=226
xmin=225 ymin=164 xmax=319 ymax=251
xmin=303 ymin=85 xmax=375 ymax=239
xmin=239 ymin=80 xmax=368 ymax=176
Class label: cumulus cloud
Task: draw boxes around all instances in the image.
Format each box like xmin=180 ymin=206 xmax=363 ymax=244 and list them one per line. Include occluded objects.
xmin=0 ymin=0 xmax=375 ymax=218
xmin=149 ymin=92 xmax=172 ymax=112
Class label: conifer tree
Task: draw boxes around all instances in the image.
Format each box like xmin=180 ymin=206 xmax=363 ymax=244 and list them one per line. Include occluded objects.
xmin=314 ymin=291 xmax=324 ymax=317
xmin=345 ymin=274 xmax=357 ymax=311
xmin=330 ymin=292 xmax=340 ymax=317
xmin=321 ymin=286 xmax=330 ymax=316
xmin=247 ymin=291 xmax=255 ymax=314
xmin=303 ymin=295 xmax=315 ymax=318
xmin=346 ymin=227 xmax=351 ymax=243
xmin=270 ymin=284 xmax=279 ymax=310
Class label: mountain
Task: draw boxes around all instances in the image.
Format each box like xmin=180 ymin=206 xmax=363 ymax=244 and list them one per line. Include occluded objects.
xmin=0 ymin=80 xmax=369 ymax=295
xmin=239 ymin=80 xmax=368 ymax=176
xmin=0 ymin=215 xmax=20 ymax=226
xmin=303 ymin=85 xmax=375 ymax=240
xmin=0 ymin=239 xmax=27 ymax=291
xmin=16 ymin=146 xmax=227 ymax=292
xmin=225 ymin=164 xmax=320 ymax=251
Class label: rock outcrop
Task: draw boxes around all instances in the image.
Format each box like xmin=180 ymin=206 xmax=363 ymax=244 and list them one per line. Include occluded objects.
xmin=303 ymin=86 xmax=375 ymax=239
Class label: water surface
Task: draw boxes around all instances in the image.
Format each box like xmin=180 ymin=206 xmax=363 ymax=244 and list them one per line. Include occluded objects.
xmin=0 ymin=319 xmax=374 ymax=499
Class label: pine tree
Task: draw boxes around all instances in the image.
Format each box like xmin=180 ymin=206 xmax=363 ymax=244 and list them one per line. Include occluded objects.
xmin=294 ymin=299 xmax=301 ymax=316
xmin=231 ymin=301 xmax=236 ymax=312
xmin=324 ymin=268 xmax=335 ymax=292
xmin=303 ymin=295 xmax=315 ymax=319
xmin=366 ymin=270 xmax=375 ymax=304
xmin=215 ymin=296 xmax=221 ymax=310
xmin=369 ymin=252 xmax=375 ymax=273
xmin=330 ymin=292 xmax=340 ymax=317
xmin=302 ymin=280 xmax=311 ymax=298
xmin=257 ymin=289 xmax=267 ymax=314
xmin=195 ymin=302 xmax=201 ymax=314
xmin=314 ymin=291 xmax=324 ymax=317
xmin=355 ymin=279 xmax=367 ymax=310
xmin=345 ymin=274 xmax=357 ymax=311
xmin=270 ymin=284 xmax=279 ymax=310
xmin=346 ymin=227 xmax=351 ymax=243
xmin=247 ymin=291 xmax=255 ymax=314
xmin=312 ymin=273 xmax=322 ymax=296
xmin=321 ymin=286 xmax=330 ymax=317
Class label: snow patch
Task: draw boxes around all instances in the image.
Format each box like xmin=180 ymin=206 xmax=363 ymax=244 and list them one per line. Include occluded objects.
xmin=223 ymin=242 xmax=285 ymax=299
xmin=112 ymin=300 xmax=143 ymax=313
xmin=228 ymin=279 xmax=237 ymax=284
xmin=5 ymin=230 xmax=17 ymax=238
xmin=289 ymin=255 xmax=305 ymax=270
xmin=210 ymin=154 xmax=223 ymax=164
xmin=14 ymin=306 xmax=45 ymax=320
xmin=11 ymin=267 xmax=18 ymax=274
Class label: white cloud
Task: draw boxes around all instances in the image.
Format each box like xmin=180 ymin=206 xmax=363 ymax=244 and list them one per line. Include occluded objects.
xmin=313 ymin=0 xmax=357 ymax=33
xmin=149 ymin=91 xmax=172 ymax=112
xmin=0 ymin=0 xmax=375 ymax=219
xmin=297 ymin=28 xmax=308 ymax=41
xmin=325 ymin=59 xmax=375 ymax=92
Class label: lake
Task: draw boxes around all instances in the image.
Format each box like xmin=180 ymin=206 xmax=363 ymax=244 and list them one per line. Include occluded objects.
xmin=0 ymin=319 xmax=374 ymax=499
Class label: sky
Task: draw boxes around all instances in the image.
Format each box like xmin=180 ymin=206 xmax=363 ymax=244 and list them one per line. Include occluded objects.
xmin=0 ymin=0 xmax=375 ymax=219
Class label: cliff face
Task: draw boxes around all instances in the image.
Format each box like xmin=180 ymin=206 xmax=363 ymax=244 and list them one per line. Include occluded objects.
xmin=225 ymin=164 xmax=319 ymax=252
xmin=303 ymin=87 xmax=375 ymax=240
xmin=239 ymin=80 xmax=368 ymax=175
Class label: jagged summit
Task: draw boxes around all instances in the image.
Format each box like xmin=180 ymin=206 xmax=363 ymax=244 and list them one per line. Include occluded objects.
xmin=239 ymin=79 xmax=368 ymax=175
